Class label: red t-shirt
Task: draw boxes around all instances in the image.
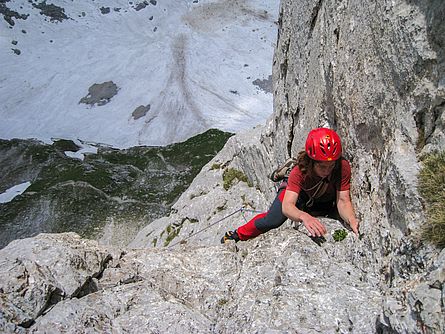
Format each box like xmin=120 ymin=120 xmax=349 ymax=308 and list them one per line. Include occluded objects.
xmin=286 ymin=159 xmax=351 ymax=203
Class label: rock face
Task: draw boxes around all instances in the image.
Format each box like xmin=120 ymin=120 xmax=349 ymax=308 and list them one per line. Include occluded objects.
xmin=79 ymin=81 xmax=119 ymax=107
xmin=133 ymin=0 xmax=445 ymax=332
xmin=1 ymin=0 xmax=444 ymax=333
xmin=268 ymin=1 xmax=445 ymax=332
xmin=1 ymin=232 xmax=384 ymax=333
xmin=0 ymin=233 xmax=113 ymax=332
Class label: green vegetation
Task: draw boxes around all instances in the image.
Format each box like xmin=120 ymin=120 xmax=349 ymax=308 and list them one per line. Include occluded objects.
xmin=210 ymin=163 xmax=221 ymax=170
xmin=163 ymin=223 xmax=183 ymax=247
xmin=217 ymin=299 xmax=228 ymax=306
xmin=418 ymin=151 xmax=445 ymax=249
xmin=52 ymin=139 xmax=80 ymax=152
xmin=222 ymin=168 xmax=252 ymax=190
xmin=332 ymin=229 xmax=348 ymax=242
xmin=0 ymin=129 xmax=233 ymax=248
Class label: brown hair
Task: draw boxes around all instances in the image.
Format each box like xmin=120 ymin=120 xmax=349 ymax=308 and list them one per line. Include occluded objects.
xmin=296 ymin=150 xmax=343 ymax=185
xmin=296 ymin=150 xmax=314 ymax=175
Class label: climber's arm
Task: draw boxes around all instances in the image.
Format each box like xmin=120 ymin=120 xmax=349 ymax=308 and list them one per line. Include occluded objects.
xmin=282 ymin=190 xmax=327 ymax=237
xmin=336 ymin=190 xmax=359 ymax=235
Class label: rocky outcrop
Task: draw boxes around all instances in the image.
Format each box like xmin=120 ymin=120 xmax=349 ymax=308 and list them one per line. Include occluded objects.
xmin=0 ymin=233 xmax=114 ymax=332
xmin=2 ymin=232 xmax=384 ymax=333
xmin=79 ymin=81 xmax=119 ymax=107
xmin=268 ymin=1 xmax=444 ymax=332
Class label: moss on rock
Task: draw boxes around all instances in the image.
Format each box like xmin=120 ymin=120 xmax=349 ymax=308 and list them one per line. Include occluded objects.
xmin=418 ymin=151 xmax=445 ymax=249
xmin=222 ymin=168 xmax=252 ymax=190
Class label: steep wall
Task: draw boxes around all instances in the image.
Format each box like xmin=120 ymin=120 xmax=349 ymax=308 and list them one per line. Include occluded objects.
xmin=266 ymin=0 xmax=445 ymax=331
xmin=132 ymin=0 xmax=445 ymax=331
xmin=267 ymin=0 xmax=444 ymax=328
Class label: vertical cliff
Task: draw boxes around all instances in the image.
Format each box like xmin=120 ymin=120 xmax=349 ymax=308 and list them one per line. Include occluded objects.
xmin=135 ymin=0 xmax=445 ymax=331
xmin=266 ymin=0 xmax=445 ymax=331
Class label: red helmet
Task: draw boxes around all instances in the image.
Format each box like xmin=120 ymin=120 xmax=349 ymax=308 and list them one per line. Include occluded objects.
xmin=305 ymin=128 xmax=342 ymax=161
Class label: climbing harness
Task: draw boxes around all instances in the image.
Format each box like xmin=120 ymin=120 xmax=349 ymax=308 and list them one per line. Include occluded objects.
xmin=269 ymin=157 xmax=330 ymax=209
xmin=302 ymin=177 xmax=330 ymax=209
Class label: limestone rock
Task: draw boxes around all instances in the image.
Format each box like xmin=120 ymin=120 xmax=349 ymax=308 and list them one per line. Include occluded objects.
xmin=1 ymin=0 xmax=444 ymax=332
xmin=133 ymin=0 xmax=445 ymax=332
xmin=130 ymin=127 xmax=274 ymax=249
xmin=0 ymin=233 xmax=115 ymax=331
xmin=379 ymin=249 xmax=445 ymax=333
xmin=2 ymin=231 xmax=383 ymax=333
xmin=79 ymin=81 xmax=119 ymax=107
xmin=268 ymin=0 xmax=444 ymax=331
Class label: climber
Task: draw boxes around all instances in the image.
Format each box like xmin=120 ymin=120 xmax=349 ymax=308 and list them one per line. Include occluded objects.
xmin=221 ymin=127 xmax=360 ymax=243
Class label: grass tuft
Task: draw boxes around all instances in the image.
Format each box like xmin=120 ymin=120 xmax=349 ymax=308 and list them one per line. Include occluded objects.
xmin=418 ymin=151 xmax=445 ymax=249
xmin=222 ymin=168 xmax=252 ymax=190
xmin=163 ymin=223 xmax=182 ymax=247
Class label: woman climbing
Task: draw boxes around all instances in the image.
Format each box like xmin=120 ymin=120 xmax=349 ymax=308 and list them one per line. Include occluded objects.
xmin=221 ymin=128 xmax=360 ymax=243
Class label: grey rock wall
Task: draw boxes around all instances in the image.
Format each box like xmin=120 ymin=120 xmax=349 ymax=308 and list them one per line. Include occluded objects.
xmin=2 ymin=232 xmax=384 ymax=333
xmin=270 ymin=0 xmax=442 ymax=244
xmin=133 ymin=0 xmax=445 ymax=332
xmin=269 ymin=1 xmax=444 ymax=332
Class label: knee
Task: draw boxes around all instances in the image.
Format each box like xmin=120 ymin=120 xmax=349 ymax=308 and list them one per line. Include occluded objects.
xmin=254 ymin=214 xmax=287 ymax=232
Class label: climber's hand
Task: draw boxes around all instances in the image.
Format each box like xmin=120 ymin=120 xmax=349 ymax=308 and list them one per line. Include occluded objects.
xmin=302 ymin=214 xmax=327 ymax=237
xmin=348 ymin=218 xmax=359 ymax=236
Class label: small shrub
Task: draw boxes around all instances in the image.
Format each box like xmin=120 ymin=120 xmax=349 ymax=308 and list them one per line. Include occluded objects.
xmin=218 ymin=298 xmax=228 ymax=306
xmin=222 ymin=168 xmax=252 ymax=190
xmin=210 ymin=163 xmax=221 ymax=170
xmin=164 ymin=223 xmax=183 ymax=247
xmin=332 ymin=229 xmax=348 ymax=242
xmin=418 ymin=151 xmax=445 ymax=249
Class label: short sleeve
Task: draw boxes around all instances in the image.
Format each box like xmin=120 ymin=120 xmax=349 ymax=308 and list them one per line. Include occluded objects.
xmin=339 ymin=159 xmax=351 ymax=191
xmin=286 ymin=166 xmax=304 ymax=193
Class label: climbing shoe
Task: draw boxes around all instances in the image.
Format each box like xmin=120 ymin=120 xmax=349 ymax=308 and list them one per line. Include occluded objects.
xmin=269 ymin=157 xmax=297 ymax=182
xmin=221 ymin=230 xmax=240 ymax=243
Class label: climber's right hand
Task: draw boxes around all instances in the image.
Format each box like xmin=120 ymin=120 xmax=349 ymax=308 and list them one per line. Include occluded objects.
xmin=302 ymin=214 xmax=327 ymax=237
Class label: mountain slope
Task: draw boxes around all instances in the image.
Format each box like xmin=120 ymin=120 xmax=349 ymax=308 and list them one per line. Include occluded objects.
xmin=0 ymin=0 xmax=278 ymax=147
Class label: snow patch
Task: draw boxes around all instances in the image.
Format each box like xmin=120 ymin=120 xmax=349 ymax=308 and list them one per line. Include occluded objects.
xmin=0 ymin=181 xmax=31 ymax=204
xmin=64 ymin=141 xmax=98 ymax=160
